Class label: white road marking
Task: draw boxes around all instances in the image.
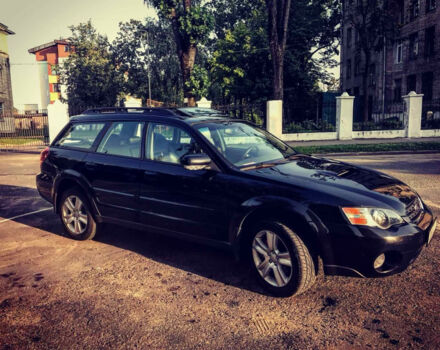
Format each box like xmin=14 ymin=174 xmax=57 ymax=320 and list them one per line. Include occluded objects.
xmin=0 ymin=208 xmax=52 ymax=224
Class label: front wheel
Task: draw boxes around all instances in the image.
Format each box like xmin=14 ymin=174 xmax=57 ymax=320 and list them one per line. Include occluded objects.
xmin=249 ymin=222 xmax=316 ymax=297
xmin=59 ymin=188 xmax=98 ymax=240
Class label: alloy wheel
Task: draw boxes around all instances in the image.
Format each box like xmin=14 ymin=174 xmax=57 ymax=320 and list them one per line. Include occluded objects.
xmin=252 ymin=230 xmax=293 ymax=287
xmin=62 ymin=195 xmax=88 ymax=235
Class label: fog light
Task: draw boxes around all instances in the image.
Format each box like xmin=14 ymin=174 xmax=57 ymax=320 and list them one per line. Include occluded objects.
xmin=374 ymin=253 xmax=386 ymax=270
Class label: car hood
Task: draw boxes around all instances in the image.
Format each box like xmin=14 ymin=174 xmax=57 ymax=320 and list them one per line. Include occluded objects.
xmin=244 ymin=154 xmax=420 ymax=212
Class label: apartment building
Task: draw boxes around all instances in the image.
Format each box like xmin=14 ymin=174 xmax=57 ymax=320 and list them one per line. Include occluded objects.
xmin=0 ymin=23 xmax=15 ymax=115
xmin=341 ymin=0 xmax=438 ymax=115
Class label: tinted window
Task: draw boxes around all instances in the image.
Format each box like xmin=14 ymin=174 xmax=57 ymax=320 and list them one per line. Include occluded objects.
xmin=146 ymin=123 xmax=204 ymax=164
xmin=57 ymin=123 xmax=105 ymax=149
xmin=97 ymin=121 xmax=144 ymax=158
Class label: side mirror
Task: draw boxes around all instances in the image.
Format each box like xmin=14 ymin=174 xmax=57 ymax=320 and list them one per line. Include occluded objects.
xmin=181 ymin=154 xmax=212 ymax=170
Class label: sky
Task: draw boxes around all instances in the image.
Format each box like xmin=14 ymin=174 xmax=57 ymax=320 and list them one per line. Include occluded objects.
xmin=2 ymin=0 xmax=339 ymax=109
xmin=2 ymin=0 xmax=155 ymax=109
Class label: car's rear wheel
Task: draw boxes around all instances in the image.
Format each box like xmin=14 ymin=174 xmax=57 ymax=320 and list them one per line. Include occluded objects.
xmin=249 ymin=222 xmax=316 ymax=297
xmin=59 ymin=188 xmax=98 ymax=240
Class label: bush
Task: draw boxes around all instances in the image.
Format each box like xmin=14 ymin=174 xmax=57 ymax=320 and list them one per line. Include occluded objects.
xmin=353 ymin=117 xmax=404 ymax=131
xmin=283 ymin=120 xmax=336 ymax=133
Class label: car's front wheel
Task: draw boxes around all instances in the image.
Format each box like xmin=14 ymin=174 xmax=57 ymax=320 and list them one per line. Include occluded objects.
xmin=249 ymin=222 xmax=316 ymax=297
xmin=59 ymin=188 xmax=98 ymax=240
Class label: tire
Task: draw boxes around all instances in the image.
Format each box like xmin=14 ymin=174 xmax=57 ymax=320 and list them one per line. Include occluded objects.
xmin=59 ymin=187 xmax=98 ymax=240
xmin=248 ymin=221 xmax=316 ymax=297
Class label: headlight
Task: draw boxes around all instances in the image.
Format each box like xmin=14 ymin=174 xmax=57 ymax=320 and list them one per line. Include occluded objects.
xmin=342 ymin=207 xmax=403 ymax=229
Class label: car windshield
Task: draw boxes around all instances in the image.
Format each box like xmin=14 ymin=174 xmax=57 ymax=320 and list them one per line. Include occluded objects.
xmin=195 ymin=121 xmax=296 ymax=167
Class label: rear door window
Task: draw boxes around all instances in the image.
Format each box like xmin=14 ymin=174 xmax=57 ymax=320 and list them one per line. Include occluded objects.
xmin=56 ymin=123 xmax=105 ymax=150
xmin=97 ymin=121 xmax=144 ymax=158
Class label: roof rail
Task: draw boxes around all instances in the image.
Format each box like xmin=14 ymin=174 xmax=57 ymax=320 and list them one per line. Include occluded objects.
xmin=81 ymin=107 xmax=176 ymax=116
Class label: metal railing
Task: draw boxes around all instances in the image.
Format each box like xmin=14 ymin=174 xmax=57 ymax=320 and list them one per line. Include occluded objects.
xmin=0 ymin=113 xmax=49 ymax=151
xmin=212 ymin=103 xmax=266 ymax=126
xmin=353 ymin=99 xmax=405 ymax=131
xmin=422 ymin=99 xmax=440 ymax=130
xmin=283 ymin=98 xmax=337 ymax=133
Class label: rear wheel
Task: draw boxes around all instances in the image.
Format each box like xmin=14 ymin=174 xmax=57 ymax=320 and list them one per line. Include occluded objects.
xmin=249 ymin=222 xmax=316 ymax=297
xmin=59 ymin=188 xmax=98 ymax=240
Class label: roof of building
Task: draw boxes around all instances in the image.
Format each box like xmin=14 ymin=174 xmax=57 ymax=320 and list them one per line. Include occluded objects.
xmin=0 ymin=23 xmax=15 ymax=35
xmin=28 ymin=39 xmax=70 ymax=54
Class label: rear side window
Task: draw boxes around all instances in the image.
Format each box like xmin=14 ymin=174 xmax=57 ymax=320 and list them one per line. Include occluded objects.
xmin=56 ymin=123 xmax=105 ymax=149
xmin=97 ymin=121 xmax=144 ymax=158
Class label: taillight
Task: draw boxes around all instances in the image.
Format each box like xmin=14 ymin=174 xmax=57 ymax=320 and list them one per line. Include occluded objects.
xmin=40 ymin=147 xmax=50 ymax=167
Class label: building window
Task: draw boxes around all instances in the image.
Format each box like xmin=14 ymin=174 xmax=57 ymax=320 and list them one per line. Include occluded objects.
xmin=395 ymin=40 xmax=403 ymax=63
xmin=409 ymin=32 xmax=419 ymax=60
xmin=407 ymin=74 xmax=417 ymax=93
xmin=369 ymin=64 xmax=376 ymax=86
xmin=425 ymin=26 xmax=435 ymax=57
xmin=0 ymin=102 xmax=3 ymax=116
xmin=426 ymin=0 xmax=436 ymax=12
xmin=393 ymin=79 xmax=402 ymax=102
xmin=354 ymin=56 xmax=361 ymax=76
xmin=397 ymin=0 xmax=405 ymax=24
xmin=64 ymin=45 xmax=71 ymax=52
xmin=410 ymin=0 xmax=420 ymax=20
xmin=422 ymin=72 xmax=434 ymax=101
xmin=53 ymin=84 xmax=61 ymax=93
xmin=347 ymin=27 xmax=352 ymax=48
xmin=346 ymin=59 xmax=352 ymax=79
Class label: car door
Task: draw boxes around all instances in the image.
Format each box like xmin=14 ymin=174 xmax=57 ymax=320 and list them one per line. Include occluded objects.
xmin=82 ymin=121 xmax=144 ymax=223
xmin=139 ymin=121 xmax=230 ymax=240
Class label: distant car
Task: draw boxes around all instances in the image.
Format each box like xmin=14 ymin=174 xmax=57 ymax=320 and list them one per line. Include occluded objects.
xmin=36 ymin=107 xmax=437 ymax=297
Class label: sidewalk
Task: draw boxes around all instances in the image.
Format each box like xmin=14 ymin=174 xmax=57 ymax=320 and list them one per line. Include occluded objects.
xmin=286 ymin=137 xmax=440 ymax=147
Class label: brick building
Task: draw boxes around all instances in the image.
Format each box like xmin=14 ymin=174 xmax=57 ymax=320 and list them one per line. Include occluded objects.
xmin=28 ymin=39 xmax=71 ymax=110
xmin=341 ymin=0 xmax=439 ymax=116
xmin=0 ymin=23 xmax=15 ymax=115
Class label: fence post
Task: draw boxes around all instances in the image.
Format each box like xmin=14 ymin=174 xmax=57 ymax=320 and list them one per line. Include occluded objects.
xmin=403 ymin=91 xmax=423 ymax=138
xmin=266 ymin=100 xmax=283 ymax=138
xmin=336 ymin=92 xmax=355 ymax=140
xmin=47 ymin=100 xmax=69 ymax=143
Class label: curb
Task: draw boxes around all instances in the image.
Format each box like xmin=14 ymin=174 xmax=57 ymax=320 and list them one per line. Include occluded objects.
xmin=312 ymin=150 xmax=440 ymax=157
xmin=0 ymin=149 xmax=43 ymax=154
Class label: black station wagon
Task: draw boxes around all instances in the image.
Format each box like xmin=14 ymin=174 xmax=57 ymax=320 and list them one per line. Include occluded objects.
xmin=37 ymin=107 xmax=437 ymax=297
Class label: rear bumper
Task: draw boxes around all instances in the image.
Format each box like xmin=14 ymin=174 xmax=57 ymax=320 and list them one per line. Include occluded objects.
xmin=36 ymin=173 xmax=53 ymax=204
xmin=323 ymin=211 xmax=435 ymax=278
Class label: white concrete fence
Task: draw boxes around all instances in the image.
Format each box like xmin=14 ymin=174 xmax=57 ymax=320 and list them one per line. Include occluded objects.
xmin=266 ymin=91 xmax=440 ymax=142
xmin=47 ymin=92 xmax=439 ymax=144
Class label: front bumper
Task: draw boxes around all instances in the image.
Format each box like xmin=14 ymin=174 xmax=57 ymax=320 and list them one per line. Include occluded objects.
xmin=323 ymin=210 xmax=436 ymax=278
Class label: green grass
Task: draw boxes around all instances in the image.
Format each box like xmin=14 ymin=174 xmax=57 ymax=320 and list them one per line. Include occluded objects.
xmin=0 ymin=137 xmax=43 ymax=146
xmin=294 ymin=142 xmax=440 ymax=155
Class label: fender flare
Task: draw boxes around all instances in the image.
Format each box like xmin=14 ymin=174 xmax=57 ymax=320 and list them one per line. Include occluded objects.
xmin=53 ymin=170 xmax=101 ymax=219
xmin=230 ymin=196 xmax=332 ymax=262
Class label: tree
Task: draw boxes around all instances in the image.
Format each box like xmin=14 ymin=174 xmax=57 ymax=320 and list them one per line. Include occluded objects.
xmin=265 ymin=0 xmax=292 ymax=100
xmin=144 ymin=0 xmax=213 ymax=106
xmin=112 ymin=18 xmax=182 ymax=105
xmin=60 ymin=21 xmax=123 ymax=114
xmin=346 ymin=0 xmax=398 ymax=122
xmin=283 ymin=0 xmax=340 ymax=122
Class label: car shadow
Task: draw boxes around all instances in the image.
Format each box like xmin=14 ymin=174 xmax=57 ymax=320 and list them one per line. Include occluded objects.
xmin=0 ymin=184 xmax=264 ymax=295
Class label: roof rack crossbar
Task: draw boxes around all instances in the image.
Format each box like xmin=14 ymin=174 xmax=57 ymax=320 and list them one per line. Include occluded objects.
xmin=81 ymin=107 xmax=176 ymax=116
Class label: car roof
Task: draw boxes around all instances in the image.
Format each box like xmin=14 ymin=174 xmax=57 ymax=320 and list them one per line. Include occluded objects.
xmin=69 ymin=107 xmax=239 ymax=125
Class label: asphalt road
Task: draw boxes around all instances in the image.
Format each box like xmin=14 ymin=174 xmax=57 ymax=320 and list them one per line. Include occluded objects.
xmin=0 ymin=152 xmax=439 ymax=349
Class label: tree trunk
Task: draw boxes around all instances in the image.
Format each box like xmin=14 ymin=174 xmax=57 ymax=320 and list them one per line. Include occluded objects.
xmin=266 ymin=0 xmax=291 ymax=101
xmin=169 ymin=7 xmax=197 ymax=106
xmin=271 ymin=47 xmax=284 ymax=100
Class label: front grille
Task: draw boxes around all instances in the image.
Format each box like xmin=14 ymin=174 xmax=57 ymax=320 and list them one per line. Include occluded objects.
xmin=406 ymin=197 xmax=424 ymax=223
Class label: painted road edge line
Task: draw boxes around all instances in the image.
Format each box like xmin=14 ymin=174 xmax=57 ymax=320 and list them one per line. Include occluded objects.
xmin=0 ymin=208 xmax=53 ymax=224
